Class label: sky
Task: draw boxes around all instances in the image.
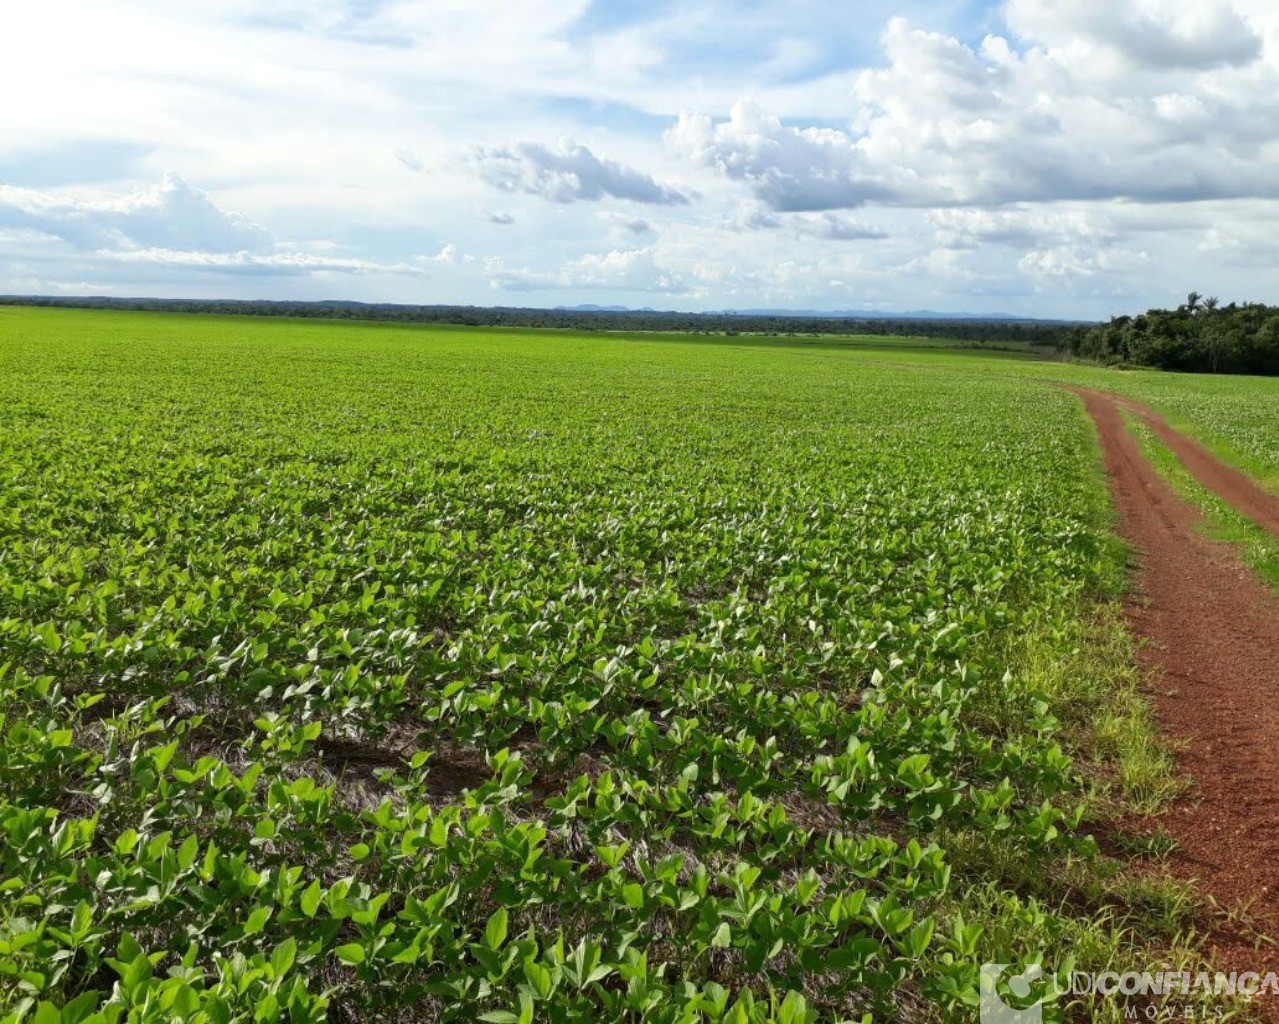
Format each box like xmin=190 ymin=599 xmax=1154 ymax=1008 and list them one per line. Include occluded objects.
xmin=2 ymin=0 xmax=1278 ymax=319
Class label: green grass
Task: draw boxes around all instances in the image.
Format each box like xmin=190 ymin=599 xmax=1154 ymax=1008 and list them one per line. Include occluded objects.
xmin=0 ymin=306 xmax=1265 ymax=1023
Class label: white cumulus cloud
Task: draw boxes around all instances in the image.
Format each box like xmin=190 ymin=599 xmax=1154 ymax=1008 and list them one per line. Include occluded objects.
xmin=667 ymin=99 xmax=888 ymax=210
xmin=488 ymin=247 xmax=687 ymax=293
xmin=0 ymin=173 xmax=272 ymax=253
xmin=466 ymin=139 xmax=690 ymax=205
xmin=1005 ymin=0 xmax=1263 ymax=70
xmin=670 ymin=7 xmax=1279 ymax=211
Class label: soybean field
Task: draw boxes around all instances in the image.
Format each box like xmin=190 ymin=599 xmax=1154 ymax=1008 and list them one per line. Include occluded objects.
xmin=1 ymin=307 xmax=1270 ymax=1023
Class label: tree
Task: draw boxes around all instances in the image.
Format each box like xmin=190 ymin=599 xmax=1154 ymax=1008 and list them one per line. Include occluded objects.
xmin=1078 ymin=293 xmax=1279 ymax=375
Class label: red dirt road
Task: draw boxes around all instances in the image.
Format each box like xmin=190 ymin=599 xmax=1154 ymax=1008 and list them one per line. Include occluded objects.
xmin=1104 ymin=393 xmax=1279 ymax=534
xmin=1074 ymin=388 xmax=1279 ymax=977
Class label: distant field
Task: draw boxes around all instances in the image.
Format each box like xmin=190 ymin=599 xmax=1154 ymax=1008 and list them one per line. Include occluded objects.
xmin=588 ymin=328 xmax=1048 ymax=356
xmin=1 ymin=307 xmax=1275 ymax=1022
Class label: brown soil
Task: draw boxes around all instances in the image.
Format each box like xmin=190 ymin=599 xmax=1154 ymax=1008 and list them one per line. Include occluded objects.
xmin=1073 ymin=388 xmax=1279 ymax=986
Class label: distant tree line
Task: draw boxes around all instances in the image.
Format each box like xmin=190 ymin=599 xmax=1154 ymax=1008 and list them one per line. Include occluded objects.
xmin=1069 ymin=293 xmax=1279 ymax=375
xmin=0 ymin=295 xmax=1078 ymax=348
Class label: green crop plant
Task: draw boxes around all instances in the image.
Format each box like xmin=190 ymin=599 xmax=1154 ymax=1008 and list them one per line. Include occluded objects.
xmin=0 ymin=307 xmax=1267 ymax=1023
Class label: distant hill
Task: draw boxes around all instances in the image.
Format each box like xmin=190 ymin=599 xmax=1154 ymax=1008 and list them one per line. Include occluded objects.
xmin=717 ymin=307 xmax=1069 ymax=323
xmin=557 ymin=302 xmax=1076 ymax=324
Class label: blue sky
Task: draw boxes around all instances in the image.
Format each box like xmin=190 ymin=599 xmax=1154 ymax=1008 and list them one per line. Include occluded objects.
xmin=2 ymin=0 xmax=1278 ymax=318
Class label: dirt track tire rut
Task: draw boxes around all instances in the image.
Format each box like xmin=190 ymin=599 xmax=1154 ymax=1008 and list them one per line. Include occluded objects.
xmin=1073 ymin=387 xmax=1279 ymax=983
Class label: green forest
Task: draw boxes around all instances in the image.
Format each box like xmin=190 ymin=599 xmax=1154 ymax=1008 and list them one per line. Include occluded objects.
xmin=1070 ymin=293 xmax=1279 ymax=375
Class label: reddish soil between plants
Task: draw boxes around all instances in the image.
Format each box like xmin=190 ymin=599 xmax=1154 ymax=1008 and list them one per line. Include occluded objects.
xmin=1074 ymin=388 xmax=1279 ymax=990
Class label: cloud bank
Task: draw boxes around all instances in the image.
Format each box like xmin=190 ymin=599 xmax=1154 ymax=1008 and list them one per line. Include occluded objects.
xmin=3 ymin=0 xmax=1278 ymax=316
